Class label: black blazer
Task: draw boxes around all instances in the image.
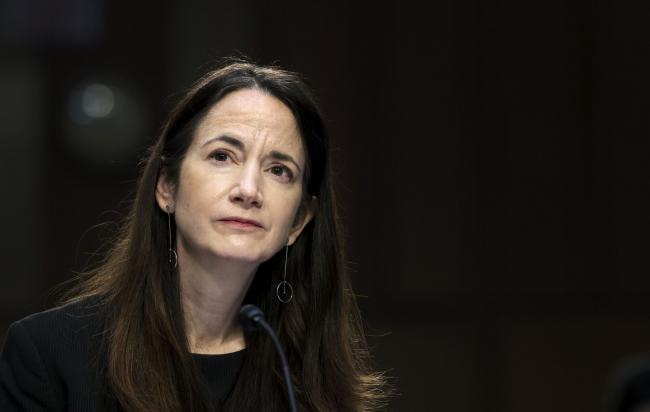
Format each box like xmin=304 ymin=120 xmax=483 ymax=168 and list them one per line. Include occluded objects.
xmin=0 ymin=300 xmax=243 ymax=411
xmin=0 ymin=300 xmax=113 ymax=411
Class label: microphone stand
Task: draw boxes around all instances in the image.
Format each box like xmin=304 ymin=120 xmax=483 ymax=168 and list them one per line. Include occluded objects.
xmin=239 ymin=304 xmax=298 ymax=412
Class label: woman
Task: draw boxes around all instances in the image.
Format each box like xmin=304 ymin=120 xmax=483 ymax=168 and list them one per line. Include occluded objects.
xmin=0 ymin=61 xmax=388 ymax=411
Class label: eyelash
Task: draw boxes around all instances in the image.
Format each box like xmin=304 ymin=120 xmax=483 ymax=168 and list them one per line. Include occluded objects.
xmin=209 ymin=150 xmax=294 ymax=182
xmin=210 ymin=151 xmax=231 ymax=162
xmin=269 ymin=165 xmax=294 ymax=181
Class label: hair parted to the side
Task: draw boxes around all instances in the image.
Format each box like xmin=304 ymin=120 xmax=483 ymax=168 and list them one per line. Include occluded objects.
xmin=59 ymin=58 xmax=389 ymax=411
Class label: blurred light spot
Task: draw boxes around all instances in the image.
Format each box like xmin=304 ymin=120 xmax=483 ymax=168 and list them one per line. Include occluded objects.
xmin=63 ymin=79 xmax=150 ymax=169
xmin=81 ymin=83 xmax=114 ymax=119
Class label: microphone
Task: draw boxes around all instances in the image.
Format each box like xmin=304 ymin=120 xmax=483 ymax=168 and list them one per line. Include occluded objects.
xmin=239 ymin=304 xmax=298 ymax=412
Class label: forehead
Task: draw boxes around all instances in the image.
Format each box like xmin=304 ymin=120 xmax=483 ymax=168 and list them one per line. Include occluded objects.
xmin=193 ymin=88 xmax=304 ymax=159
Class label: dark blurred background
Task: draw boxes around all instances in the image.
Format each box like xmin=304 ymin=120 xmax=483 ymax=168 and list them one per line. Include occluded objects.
xmin=2 ymin=1 xmax=650 ymax=411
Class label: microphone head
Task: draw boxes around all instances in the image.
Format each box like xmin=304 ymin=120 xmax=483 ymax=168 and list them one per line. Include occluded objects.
xmin=239 ymin=304 xmax=265 ymax=331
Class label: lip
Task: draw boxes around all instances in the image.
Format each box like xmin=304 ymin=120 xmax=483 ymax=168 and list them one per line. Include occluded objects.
xmin=218 ymin=216 xmax=264 ymax=229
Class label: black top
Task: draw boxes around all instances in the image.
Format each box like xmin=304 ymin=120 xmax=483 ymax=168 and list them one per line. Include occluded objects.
xmin=0 ymin=299 xmax=244 ymax=411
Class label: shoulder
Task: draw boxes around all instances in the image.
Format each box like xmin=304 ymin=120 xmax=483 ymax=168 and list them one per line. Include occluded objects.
xmin=0 ymin=298 xmax=109 ymax=411
xmin=7 ymin=297 xmax=109 ymax=380
xmin=13 ymin=298 xmax=106 ymax=348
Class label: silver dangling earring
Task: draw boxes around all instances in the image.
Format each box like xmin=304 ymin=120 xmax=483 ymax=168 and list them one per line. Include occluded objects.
xmin=276 ymin=244 xmax=293 ymax=303
xmin=166 ymin=205 xmax=178 ymax=269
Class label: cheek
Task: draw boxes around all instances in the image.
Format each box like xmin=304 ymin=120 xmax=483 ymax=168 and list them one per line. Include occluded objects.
xmin=176 ymin=166 xmax=225 ymax=206
xmin=276 ymin=198 xmax=302 ymax=235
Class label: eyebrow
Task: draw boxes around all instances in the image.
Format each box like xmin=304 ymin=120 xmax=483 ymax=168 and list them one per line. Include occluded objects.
xmin=202 ymin=134 xmax=302 ymax=173
xmin=202 ymin=135 xmax=244 ymax=150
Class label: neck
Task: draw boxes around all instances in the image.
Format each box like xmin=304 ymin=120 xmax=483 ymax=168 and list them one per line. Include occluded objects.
xmin=177 ymin=244 xmax=258 ymax=355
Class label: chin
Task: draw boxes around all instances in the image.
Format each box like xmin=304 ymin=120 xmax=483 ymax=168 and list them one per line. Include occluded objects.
xmin=213 ymin=247 xmax=271 ymax=265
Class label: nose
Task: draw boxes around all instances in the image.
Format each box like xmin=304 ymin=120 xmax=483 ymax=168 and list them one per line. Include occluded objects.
xmin=229 ymin=163 xmax=263 ymax=208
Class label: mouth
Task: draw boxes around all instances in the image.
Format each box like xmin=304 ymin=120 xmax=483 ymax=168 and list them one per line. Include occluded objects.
xmin=218 ymin=217 xmax=264 ymax=229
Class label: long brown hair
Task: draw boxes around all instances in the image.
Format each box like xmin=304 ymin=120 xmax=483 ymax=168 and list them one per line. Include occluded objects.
xmin=61 ymin=60 xmax=388 ymax=411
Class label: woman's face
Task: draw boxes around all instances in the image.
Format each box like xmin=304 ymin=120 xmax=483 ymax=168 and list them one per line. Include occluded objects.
xmin=156 ymin=88 xmax=314 ymax=267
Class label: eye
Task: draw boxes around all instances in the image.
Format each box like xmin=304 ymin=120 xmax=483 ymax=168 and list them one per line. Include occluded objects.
xmin=268 ymin=165 xmax=294 ymax=182
xmin=209 ymin=150 xmax=232 ymax=163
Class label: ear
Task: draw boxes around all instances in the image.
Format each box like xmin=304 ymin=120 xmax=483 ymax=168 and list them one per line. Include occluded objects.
xmin=155 ymin=171 xmax=176 ymax=213
xmin=287 ymin=196 xmax=318 ymax=246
